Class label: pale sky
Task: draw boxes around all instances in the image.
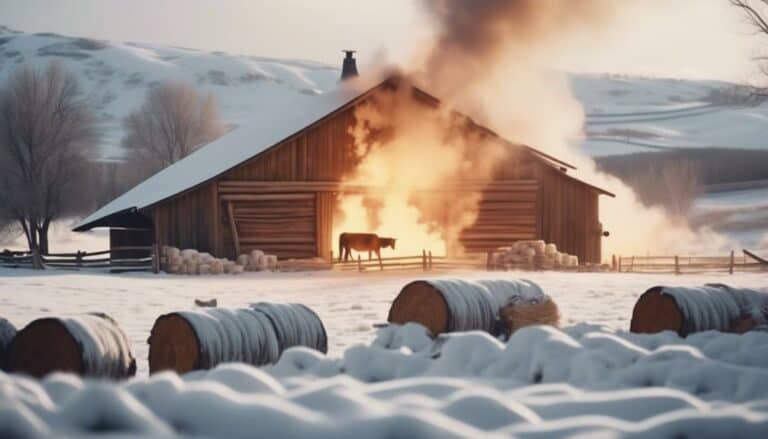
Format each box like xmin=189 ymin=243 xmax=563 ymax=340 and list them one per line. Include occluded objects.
xmin=0 ymin=0 xmax=765 ymax=83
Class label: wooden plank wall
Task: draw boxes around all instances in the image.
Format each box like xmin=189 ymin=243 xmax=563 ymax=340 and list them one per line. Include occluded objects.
xmin=459 ymin=181 xmax=539 ymax=253
xmin=537 ymin=167 xmax=602 ymax=263
xmin=150 ymin=182 xmax=217 ymax=255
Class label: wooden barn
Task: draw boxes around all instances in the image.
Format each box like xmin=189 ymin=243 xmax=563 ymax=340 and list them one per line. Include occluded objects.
xmin=75 ymin=74 xmax=614 ymax=264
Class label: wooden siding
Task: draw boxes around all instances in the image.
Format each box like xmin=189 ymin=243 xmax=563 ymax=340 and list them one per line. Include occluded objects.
xmin=150 ymin=182 xmax=217 ymax=255
xmin=537 ymin=166 xmax=602 ymax=263
xmin=459 ymin=182 xmax=538 ymax=253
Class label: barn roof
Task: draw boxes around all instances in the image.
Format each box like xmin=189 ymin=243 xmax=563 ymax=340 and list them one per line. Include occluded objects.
xmin=75 ymin=75 xmax=613 ymax=231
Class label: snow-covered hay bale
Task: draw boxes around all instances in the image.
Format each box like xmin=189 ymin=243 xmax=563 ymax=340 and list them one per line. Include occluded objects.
xmin=631 ymin=285 xmax=768 ymax=336
xmin=388 ymin=279 xmax=555 ymax=336
xmin=251 ymin=302 xmax=327 ymax=354
xmin=0 ymin=317 xmax=17 ymax=370
xmin=7 ymin=313 xmax=135 ymax=379
xmin=148 ymin=303 xmax=327 ymax=374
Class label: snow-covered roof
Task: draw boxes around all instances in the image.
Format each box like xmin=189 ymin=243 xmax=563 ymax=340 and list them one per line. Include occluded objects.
xmin=75 ymin=79 xmax=375 ymax=230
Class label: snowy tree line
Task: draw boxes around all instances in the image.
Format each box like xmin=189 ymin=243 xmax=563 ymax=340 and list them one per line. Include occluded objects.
xmin=0 ymin=61 xmax=225 ymax=258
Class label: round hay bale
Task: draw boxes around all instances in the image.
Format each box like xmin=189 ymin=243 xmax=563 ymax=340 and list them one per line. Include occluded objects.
xmin=7 ymin=313 xmax=135 ymax=379
xmin=630 ymin=287 xmax=684 ymax=335
xmin=0 ymin=317 xmax=17 ymax=371
xmin=630 ymin=285 xmax=768 ymax=335
xmin=388 ymin=279 xmax=549 ymax=336
xmin=149 ymin=303 xmax=327 ymax=374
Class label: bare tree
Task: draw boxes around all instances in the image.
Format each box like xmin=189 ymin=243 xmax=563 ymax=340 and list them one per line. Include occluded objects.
xmin=0 ymin=62 xmax=97 ymax=262
xmin=122 ymin=81 xmax=226 ymax=172
xmin=732 ymin=0 xmax=768 ymax=96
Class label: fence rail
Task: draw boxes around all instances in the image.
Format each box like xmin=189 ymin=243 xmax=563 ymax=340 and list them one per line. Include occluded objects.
xmin=0 ymin=246 xmax=155 ymax=273
xmin=614 ymin=250 xmax=767 ymax=274
xmin=330 ymin=250 xmax=486 ymax=272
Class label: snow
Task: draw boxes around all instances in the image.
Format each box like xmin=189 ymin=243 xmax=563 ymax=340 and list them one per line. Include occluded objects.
xmin=1 ymin=269 xmax=767 ymax=436
xmin=2 ymin=320 xmax=768 ymax=437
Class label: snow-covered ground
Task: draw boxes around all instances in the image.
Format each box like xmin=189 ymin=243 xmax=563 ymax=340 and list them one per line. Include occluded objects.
xmin=1 ymin=269 xmax=767 ymax=437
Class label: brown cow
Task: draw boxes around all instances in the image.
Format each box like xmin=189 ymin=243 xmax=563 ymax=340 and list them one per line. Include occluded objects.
xmin=339 ymin=233 xmax=396 ymax=265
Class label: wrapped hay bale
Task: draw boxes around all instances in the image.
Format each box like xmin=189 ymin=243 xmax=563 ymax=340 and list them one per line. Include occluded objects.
xmin=198 ymin=264 xmax=212 ymax=275
xmin=237 ymin=254 xmax=249 ymax=267
xmin=180 ymin=249 xmax=199 ymax=261
xmin=545 ymin=243 xmax=557 ymax=256
xmin=7 ymin=313 xmax=135 ymax=378
xmin=0 ymin=317 xmax=17 ymax=371
xmin=532 ymin=240 xmax=546 ymax=255
xmin=631 ymin=285 xmax=768 ymax=336
xmin=388 ymin=278 xmax=557 ymax=337
xmin=148 ymin=303 xmax=327 ymax=374
xmin=210 ymin=259 xmax=225 ymax=274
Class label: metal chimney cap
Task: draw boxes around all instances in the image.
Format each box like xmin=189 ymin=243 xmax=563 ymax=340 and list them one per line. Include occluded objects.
xmin=341 ymin=50 xmax=359 ymax=80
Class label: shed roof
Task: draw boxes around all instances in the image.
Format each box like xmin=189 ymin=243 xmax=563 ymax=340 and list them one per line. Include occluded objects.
xmin=75 ymin=75 xmax=613 ymax=231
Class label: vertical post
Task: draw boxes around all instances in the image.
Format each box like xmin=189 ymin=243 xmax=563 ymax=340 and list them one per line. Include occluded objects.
xmin=357 ymin=254 xmax=362 ymax=272
xmin=486 ymin=251 xmax=493 ymax=271
xmin=428 ymin=251 xmax=433 ymax=271
xmin=329 ymin=250 xmax=334 ymax=264
xmin=152 ymin=244 xmax=160 ymax=274
xmin=422 ymin=250 xmax=427 ymax=272
xmin=674 ymin=255 xmax=680 ymax=275
xmin=618 ymin=255 xmax=622 ymax=273
xmin=729 ymin=250 xmax=735 ymax=275
xmin=612 ymin=254 xmax=617 ymax=272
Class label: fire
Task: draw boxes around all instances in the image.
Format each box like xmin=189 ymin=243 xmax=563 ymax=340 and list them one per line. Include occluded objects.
xmin=332 ymin=83 xmax=506 ymax=257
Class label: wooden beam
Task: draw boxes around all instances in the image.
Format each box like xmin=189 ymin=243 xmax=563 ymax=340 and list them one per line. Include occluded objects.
xmin=221 ymin=193 xmax=316 ymax=202
xmin=218 ymin=180 xmax=539 ymax=194
xmin=226 ymin=202 xmax=240 ymax=258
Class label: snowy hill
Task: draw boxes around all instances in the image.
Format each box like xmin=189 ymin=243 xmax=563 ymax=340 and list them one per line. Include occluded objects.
xmin=2 ymin=27 xmax=767 ymax=161
xmin=573 ymin=74 xmax=768 ymax=157
xmin=0 ymin=26 xmax=340 ymax=160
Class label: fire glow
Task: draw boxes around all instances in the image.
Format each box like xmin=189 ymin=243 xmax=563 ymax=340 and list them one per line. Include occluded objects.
xmin=332 ymin=83 xmax=506 ymax=257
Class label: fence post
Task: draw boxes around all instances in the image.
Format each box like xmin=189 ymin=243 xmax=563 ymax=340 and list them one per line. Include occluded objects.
xmin=611 ymin=254 xmax=617 ymax=272
xmin=422 ymin=250 xmax=427 ymax=272
xmin=618 ymin=255 xmax=622 ymax=273
xmin=674 ymin=255 xmax=680 ymax=275
xmin=152 ymin=244 xmax=160 ymax=274
xmin=357 ymin=254 xmax=362 ymax=272
xmin=428 ymin=251 xmax=433 ymax=271
xmin=729 ymin=250 xmax=735 ymax=275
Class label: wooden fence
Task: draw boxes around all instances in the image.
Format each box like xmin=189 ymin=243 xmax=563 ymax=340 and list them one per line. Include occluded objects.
xmin=614 ymin=250 xmax=767 ymax=274
xmin=0 ymin=246 xmax=155 ymax=273
xmin=330 ymin=250 xmax=486 ymax=272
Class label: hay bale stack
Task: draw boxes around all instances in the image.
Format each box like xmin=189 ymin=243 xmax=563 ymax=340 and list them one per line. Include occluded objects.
xmin=148 ymin=303 xmax=327 ymax=374
xmin=631 ymin=285 xmax=768 ymax=336
xmin=7 ymin=313 xmax=135 ymax=378
xmin=493 ymin=240 xmax=578 ymax=270
xmin=162 ymin=246 xmax=245 ymax=275
xmin=388 ymin=278 xmax=557 ymax=336
xmin=0 ymin=318 xmax=17 ymax=371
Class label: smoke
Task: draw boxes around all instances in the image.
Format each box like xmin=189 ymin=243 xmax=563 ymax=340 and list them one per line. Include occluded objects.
xmin=336 ymin=0 xmax=732 ymax=259
xmin=413 ymin=0 xmax=732 ymax=257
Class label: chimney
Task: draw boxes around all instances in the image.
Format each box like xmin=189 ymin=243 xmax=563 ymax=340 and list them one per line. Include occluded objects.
xmin=341 ymin=50 xmax=359 ymax=80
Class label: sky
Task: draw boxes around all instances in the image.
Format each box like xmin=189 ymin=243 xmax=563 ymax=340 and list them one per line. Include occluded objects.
xmin=0 ymin=0 xmax=765 ymax=83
